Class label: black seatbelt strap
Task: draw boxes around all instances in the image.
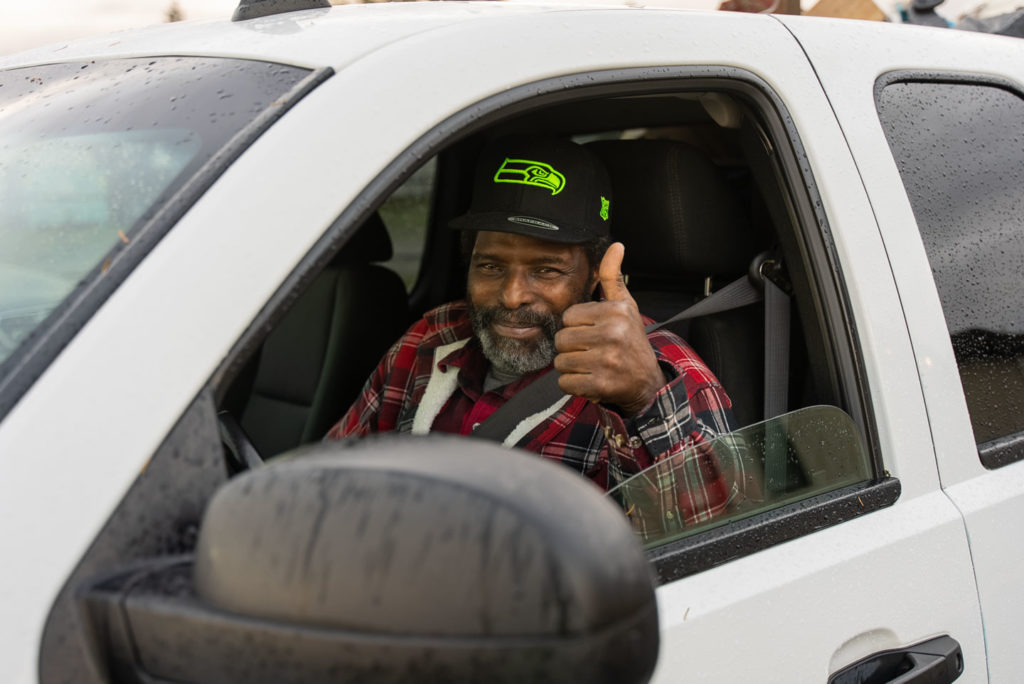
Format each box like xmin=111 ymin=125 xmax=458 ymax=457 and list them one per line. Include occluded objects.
xmin=470 ymin=368 xmax=565 ymax=443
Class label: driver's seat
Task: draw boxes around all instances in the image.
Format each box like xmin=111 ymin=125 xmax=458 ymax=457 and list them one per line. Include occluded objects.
xmin=234 ymin=214 xmax=410 ymax=457
xmin=588 ymin=139 xmax=767 ymax=427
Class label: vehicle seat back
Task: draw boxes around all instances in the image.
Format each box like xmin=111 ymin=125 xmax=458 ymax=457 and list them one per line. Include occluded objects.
xmin=588 ymin=139 xmax=765 ymax=427
xmin=239 ymin=213 xmax=410 ymax=456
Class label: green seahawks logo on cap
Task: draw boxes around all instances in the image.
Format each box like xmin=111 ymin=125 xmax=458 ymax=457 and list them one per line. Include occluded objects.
xmin=494 ymin=158 xmax=566 ymax=196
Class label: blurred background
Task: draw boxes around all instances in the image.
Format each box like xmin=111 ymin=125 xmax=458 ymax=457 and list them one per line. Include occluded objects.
xmin=1 ymin=0 xmax=1021 ymax=56
xmin=1 ymin=0 xmax=236 ymax=55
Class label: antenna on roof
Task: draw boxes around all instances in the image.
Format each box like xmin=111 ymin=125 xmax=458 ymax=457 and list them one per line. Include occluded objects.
xmin=232 ymin=0 xmax=331 ymax=22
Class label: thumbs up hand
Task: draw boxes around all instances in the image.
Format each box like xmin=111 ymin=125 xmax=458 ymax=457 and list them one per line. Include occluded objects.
xmin=554 ymin=242 xmax=666 ymax=416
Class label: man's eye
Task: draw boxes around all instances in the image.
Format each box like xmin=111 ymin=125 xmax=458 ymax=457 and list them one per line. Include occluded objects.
xmin=535 ymin=267 xmax=564 ymax=278
xmin=476 ymin=262 xmax=501 ymax=273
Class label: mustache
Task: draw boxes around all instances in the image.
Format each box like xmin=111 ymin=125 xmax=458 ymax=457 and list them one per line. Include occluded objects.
xmin=476 ymin=305 xmax=558 ymax=328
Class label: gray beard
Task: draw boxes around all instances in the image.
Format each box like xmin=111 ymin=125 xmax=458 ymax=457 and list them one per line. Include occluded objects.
xmin=468 ymin=302 xmax=561 ymax=376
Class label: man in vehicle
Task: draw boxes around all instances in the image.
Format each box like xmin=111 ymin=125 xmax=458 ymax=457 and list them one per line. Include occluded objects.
xmin=327 ymin=137 xmax=743 ymax=534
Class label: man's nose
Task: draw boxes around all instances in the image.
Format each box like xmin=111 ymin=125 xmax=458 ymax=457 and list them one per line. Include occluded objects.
xmin=498 ymin=270 xmax=533 ymax=309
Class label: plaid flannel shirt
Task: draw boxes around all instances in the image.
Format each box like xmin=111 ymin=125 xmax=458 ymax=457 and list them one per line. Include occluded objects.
xmin=327 ymin=301 xmax=744 ymax=536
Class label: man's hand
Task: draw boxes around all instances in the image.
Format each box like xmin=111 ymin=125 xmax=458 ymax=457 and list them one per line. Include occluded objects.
xmin=554 ymin=242 xmax=666 ymax=416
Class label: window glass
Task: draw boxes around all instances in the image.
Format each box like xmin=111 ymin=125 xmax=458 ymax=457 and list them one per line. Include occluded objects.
xmin=0 ymin=57 xmax=311 ymax=367
xmin=378 ymin=157 xmax=436 ymax=290
xmin=608 ymin=405 xmax=872 ymax=547
xmin=876 ymin=81 xmax=1024 ymax=455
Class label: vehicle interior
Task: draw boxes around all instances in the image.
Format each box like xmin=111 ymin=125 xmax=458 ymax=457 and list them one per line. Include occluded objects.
xmin=215 ymin=80 xmax=869 ymax=505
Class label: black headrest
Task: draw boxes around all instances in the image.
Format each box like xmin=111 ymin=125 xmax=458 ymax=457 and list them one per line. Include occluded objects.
xmin=588 ymin=140 xmax=754 ymax=279
xmin=334 ymin=212 xmax=394 ymax=265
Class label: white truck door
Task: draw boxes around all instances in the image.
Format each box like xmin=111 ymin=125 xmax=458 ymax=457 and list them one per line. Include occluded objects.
xmin=781 ymin=14 xmax=1024 ymax=683
xmin=792 ymin=19 xmax=1024 ymax=682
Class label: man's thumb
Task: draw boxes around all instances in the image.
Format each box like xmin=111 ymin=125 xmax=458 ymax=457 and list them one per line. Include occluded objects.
xmin=598 ymin=242 xmax=630 ymax=301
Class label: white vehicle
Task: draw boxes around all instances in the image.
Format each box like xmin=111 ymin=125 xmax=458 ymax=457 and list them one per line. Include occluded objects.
xmin=1 ymin=1 xmax=1022 ymax=682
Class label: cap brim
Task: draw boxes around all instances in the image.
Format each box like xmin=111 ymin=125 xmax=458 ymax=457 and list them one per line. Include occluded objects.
xmin=448 ymin=211 xmax=592 ymax=244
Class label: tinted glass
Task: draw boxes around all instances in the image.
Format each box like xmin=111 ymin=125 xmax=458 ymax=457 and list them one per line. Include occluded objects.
xmin=877 ymin=81 xmax=1024 ymax=458
xmin=608 ymin=405 xmax=871 ymax=547
xmin=0 ymin=57 xmax=310 ymax=367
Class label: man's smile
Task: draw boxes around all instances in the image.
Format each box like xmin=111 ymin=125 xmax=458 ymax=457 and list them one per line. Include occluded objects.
xmin=491 ymin=321 xmax=542 ymax=340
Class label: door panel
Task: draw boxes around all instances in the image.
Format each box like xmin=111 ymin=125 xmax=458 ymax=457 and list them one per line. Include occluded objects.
xmin=944 ymin=467 xmax=1024 ymax=682
xmin=780 ymin=15 xmax=1024 ymax=682
xmin=778 ymin=18 xmax=1019 ymax=679
xmin=654 ymin=494 xmax=980 ymax=682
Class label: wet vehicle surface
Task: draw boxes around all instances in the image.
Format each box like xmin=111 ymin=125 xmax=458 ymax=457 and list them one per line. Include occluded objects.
xmin=0 ymin=3 xmax=1022 ymax=682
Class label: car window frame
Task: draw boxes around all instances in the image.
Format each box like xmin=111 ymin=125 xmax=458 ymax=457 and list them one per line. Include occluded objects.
xmin=0 ymin=60 xmax=333 ymax=423
xmin=209 ymin=65 xmax=898 ymax=583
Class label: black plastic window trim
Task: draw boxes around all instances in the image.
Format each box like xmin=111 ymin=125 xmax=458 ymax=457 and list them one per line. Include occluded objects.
xmin=980 ymin=431 xmax=1024 ymax=470
xmin=873 ymin=69 xmax=1024 ymax=108
xmin=651 ymin=477 xmax=901 ymax=584
xmin=0 ymin=63 xmax=334 ymax=423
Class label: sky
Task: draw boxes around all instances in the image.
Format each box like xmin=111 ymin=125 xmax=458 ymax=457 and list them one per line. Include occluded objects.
xmin=1 ymin=0 xmax=1017 ymax=57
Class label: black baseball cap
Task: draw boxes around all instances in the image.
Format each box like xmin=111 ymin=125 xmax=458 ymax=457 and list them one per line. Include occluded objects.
xmin=449 ymin=136 xmax=612 ymax=244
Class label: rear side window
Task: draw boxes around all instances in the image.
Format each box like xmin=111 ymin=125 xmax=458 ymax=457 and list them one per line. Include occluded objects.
xmin=876 ymin=79 xmax=1024 ymax=467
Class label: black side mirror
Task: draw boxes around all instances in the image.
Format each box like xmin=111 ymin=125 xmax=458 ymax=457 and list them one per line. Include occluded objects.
xmin=81 ymin=436 xmax=659 ymax=683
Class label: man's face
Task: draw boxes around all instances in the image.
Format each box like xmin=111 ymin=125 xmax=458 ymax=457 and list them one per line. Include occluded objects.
xmin=467 ymin=231 xmax=597 ymax=375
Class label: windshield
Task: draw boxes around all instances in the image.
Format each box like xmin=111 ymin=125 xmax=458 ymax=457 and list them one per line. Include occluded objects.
xmin=0 ymin=57 xmax=311 ymax=367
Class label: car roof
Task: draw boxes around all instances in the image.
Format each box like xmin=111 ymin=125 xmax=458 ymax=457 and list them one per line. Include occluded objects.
xmin=5 ymin=1 xmax=1016 ymax=75
xmin=3 ymin=3 xmax=1017 ymax=85
xmin=0 ymin=2 xmax=658 ymax=72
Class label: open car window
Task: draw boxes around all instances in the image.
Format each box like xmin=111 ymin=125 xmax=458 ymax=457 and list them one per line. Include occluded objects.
xmin=211 ymin=73 xmax=887 ymax=561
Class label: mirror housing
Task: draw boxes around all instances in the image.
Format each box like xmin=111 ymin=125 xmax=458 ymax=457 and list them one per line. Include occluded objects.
xmin=81 ymin=436 xmax=659 ymax=683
